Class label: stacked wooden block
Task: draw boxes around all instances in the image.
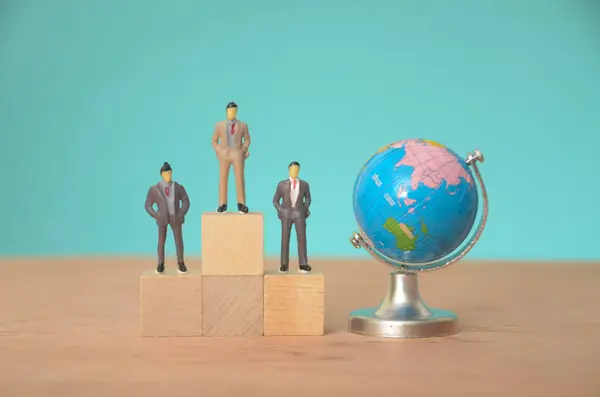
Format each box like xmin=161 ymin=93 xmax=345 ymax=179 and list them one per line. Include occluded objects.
xmin=140 ymin=212 xmax=324 ymax=337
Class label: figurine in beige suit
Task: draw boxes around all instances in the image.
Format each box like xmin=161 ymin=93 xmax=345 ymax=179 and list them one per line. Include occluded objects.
xmin=212 ymin=102 xmax=251 ymax=214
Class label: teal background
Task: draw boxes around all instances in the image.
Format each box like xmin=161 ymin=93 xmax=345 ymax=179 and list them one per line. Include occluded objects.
xmin=1 ymin=0 xmax=598 ymax=260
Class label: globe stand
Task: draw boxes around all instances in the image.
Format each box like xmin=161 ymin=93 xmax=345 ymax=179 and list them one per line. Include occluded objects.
xmin=348 ymin=271 xmax=459 ymax=338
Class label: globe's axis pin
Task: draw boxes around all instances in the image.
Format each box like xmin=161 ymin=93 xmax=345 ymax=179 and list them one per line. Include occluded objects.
xmin=466 ymin=149 xmax=484 ymax=166
xmin=349 ymin=232 xmax=362 ymax=249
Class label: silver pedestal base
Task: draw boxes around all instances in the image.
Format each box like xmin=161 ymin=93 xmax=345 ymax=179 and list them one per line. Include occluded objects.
xmin=348 ymin=272 xmax=459 ymax=338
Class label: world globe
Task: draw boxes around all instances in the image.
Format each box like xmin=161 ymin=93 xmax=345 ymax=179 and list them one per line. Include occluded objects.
xmin=352 ymin=138 xmax=479 ymax=270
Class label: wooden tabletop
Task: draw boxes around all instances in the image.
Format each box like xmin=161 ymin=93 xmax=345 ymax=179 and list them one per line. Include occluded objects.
xmin=0 ymin=258 xmax=598 ymax=397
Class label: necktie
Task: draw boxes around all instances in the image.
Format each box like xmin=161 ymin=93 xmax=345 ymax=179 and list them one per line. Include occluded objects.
xmin=230 ymin=121 xmax=236 ymax=135
xmin=165 ymin=186 xmax=170 ymax=196
xmin=292 ymin=179 xmax=297 ymax=189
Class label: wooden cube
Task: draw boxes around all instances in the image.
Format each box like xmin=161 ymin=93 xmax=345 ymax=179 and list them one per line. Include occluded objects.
xmin=140 ymin=269 xmax=202 ymax=337
xmin=202 ymin=275 xmax=264 ymax=336
xmin=201 ymin=212 xmax=264 ymax=276
xmin=264 ymin=270 xmax=325 ymax=336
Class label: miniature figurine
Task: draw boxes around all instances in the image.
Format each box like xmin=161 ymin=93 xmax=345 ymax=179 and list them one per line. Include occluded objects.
xmin=272 ymin=161 xmax=312 ymax=273
xmin=212 ymin=101 xmax=251 ymax=214
xmin=145 ymin=162 xmax=190 ymax=274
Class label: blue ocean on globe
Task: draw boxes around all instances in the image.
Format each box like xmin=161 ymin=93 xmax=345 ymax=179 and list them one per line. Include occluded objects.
xmin=352 ymin=139 xmax=478 ymax=265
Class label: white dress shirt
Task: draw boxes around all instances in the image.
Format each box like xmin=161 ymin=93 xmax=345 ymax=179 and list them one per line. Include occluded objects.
xmin=289 ymin=177 xmax=300 ymax=207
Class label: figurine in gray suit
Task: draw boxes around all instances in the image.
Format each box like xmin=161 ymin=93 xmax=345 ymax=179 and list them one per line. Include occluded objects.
xmin=272 ymin=161 xmax=312 ymax=273
xmin=145 ymin=162 xmax=190 ymax=274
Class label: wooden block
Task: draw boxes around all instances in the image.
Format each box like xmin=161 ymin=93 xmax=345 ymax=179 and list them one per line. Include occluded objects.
xmin=202 ymin=275 xmax=264 ymax=336
xmin=263 ymin=270 xmax=325 ymax=336
xmin=201 ymin=212 xmax=264 ymax=276
xmin=140 ymin=269 xmax=202 ymax=337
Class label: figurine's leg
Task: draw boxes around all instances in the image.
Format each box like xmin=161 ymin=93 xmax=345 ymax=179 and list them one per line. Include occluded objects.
xmin=171 ymin=223 xmax=184 ymax=263
xmin=295 ymin=216 xmax=308 ymax=266
xmin=218 ymin=159 xmax=230 ymax=206
xmin=157 ymin=225 xmax=167 ymax=264
xmin=232 ymin=154 xmax=246 ymax=204
xmin=280 ymin=218 xmax=293 ymax=268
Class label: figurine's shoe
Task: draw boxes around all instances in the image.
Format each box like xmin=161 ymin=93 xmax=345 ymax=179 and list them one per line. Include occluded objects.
xmin=216 ymin=204 xmax=227 ymax=213
xmin=177 ymin=262 xmax=188 ymax=273
xmin=279 ymin=264 xmax=289 ymax=273
xmin=299 ymin=264 xmax=311 ymax=274
xmin=156 ymin=263 xmax=165 ymax=274
xmin=237 ymin=203 xmax=248 ymax=214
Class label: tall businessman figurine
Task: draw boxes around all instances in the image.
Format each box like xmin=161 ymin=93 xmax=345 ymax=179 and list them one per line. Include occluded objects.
xmin=145 ymin=162 xmax=190 ymax=274
xmin=272 ymin=161 xmax=312 ymax=273
xmin=212 ymin=101 xmax=251 ymax=214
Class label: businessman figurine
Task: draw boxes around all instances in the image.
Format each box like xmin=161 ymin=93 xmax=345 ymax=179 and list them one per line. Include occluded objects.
xmin=212 ymin=101 xmax=251 ymax=214
xmin=272 ymin=161 xmax=312 ymax=273
xmin=145 ymin=162 xmax=190 ymax=274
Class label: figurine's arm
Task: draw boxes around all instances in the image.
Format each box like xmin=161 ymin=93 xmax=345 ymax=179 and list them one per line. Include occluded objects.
xmin=212 ymin=123 xmax=220 ymax=148
xmin=242 ymin=123 xmax=251 ymax=152
xmin=179 ymin=184 xmax=190 ymax=215
xmin=304 ymin=183 xmax=311 ymax=218
xmin=272 ymin=183 xmax=282 ymax=212
xmin=145 ymin=188 xmax=157 ymax=218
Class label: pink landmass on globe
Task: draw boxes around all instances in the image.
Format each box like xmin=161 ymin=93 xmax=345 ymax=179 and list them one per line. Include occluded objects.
xmin=391 ymin=139 xmax=421 ymax=149
xmin=395 ymin=185 xmax=417 ymax=207
xmin=394 ymin=142 xmax=472 ymax=190
xmin=399 ymin=224 xmax=414 ymax=239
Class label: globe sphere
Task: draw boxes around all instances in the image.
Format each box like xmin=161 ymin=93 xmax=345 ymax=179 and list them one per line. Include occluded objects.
xmin=352 ymin=138 xmax=478 ymax=265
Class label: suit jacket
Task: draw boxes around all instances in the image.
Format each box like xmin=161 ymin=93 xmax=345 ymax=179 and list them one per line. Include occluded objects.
xmin=212 ymin=119 xmax=251 ymax=156
xmin=145 ymin=182 xmax=190 ymax=226
xmin=272 ymin=179 xmax=311 ymax=219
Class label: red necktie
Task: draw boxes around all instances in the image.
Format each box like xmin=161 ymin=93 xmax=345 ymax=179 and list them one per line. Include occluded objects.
xmin=165 ymin=186 xmax=170 ymax=196
xmin=292 ymin=179 xmax=297 ymax=189
xmin=230 ymin=121 xmax=236 ymax=135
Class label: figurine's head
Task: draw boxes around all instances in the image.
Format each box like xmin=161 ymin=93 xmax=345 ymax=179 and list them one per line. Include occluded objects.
xmin=160 ymin=162 xmax=172 ymax=183
xmin=288 ymin=161 xmax=300 ymax=179
xmin=226 ymin=102 xmax=238 ymax=121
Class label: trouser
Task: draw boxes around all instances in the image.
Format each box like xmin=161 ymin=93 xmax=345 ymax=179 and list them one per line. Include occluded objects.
xmin=280 ymin=209 xmax=308 ymax=266
xmin=218 ymin=149 xmax=246 ymax=205
xmin=157 ymin=220 xmax=184 ymax=264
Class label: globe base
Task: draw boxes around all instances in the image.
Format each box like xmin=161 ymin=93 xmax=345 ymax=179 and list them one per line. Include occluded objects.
xmin=348 ymin=272 xmax=460 ymax=338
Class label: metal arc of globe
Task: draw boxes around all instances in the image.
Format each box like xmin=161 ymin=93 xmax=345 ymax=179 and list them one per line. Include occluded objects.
xmin=349 ymin=139 xmax=488 ymax=273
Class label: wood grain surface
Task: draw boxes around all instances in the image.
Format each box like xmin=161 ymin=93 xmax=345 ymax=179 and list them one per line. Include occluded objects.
xmin=202 ymin=275 xmax=264 ymax=336
xmin=140 ymin=269 xmax=202 ymax=337
xmin=0 ymin=258 xmax=599 ymax=397
xmin=200 ymin=212 xmax=264 ymax=275
xmin=264 ymin=270 xmax=324 ymax=336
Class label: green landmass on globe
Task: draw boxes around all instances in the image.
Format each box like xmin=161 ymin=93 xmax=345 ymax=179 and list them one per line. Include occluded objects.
xmin=383 ymin=217 xmax=430 ymax=251
xmin=420 ymin=217 xmax=429 ymax=234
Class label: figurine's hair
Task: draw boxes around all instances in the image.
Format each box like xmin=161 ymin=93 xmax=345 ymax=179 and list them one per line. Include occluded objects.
xmin=289 ymin=161 xmax=300 ymax=168
xmin=160 ymin=162 xmax=172 ymax=173
xmin=226 ymin=102 xmax=238 ymax=109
